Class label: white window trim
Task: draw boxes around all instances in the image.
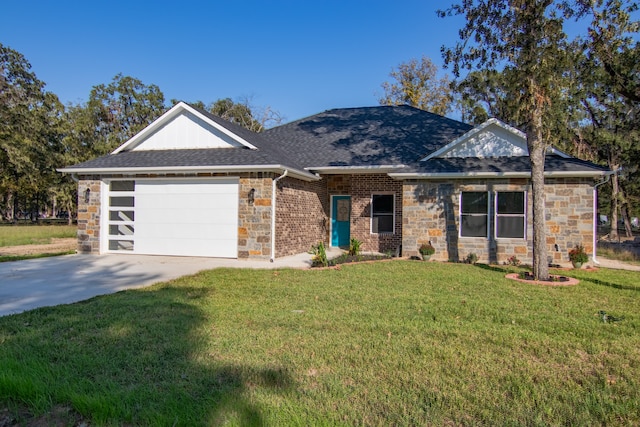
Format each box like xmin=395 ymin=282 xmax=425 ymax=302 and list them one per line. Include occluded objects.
xmin=494 ymin=190 xmax=527 ymax=240
xmin=370 ymin=193 xmax=395 ymax=234
xmin=459 ymin=191 xmax=490 ymax=239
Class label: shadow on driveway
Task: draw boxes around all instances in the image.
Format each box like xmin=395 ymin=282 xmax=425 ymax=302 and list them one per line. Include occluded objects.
xmin=0 ymin=254 xmax=248 ymax=316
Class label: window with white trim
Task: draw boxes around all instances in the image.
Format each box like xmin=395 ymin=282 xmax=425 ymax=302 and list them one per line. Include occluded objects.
xmin=371 ymin=194 xmax=394 ymax=234
xmin=495 ymin=191 xmax=526 ymax=238
xmin=460 ymin=192 xmax=489 ymax=237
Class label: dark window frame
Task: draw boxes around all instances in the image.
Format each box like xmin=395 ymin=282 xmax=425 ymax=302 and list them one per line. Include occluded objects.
xmin=495 ymin=191 xmax=527 ymax=239
xmin=371 ymin=193 xmax=395 ymax=234
xmin=459 ymin=191 xmax=490 ymax=238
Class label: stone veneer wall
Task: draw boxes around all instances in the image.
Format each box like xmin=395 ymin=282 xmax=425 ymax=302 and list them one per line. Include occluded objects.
xmin=275 ymin=176 xmax=328 ymax=257
xmin=238 ymin=173 xmax=274 ymax=259
xmin=77 ymin=177 xmax=102 ymax=254
xmin=327 ymin=174 xmax=403 ymax=254
xmin=402 ymin=177 xmax=594 ymax=264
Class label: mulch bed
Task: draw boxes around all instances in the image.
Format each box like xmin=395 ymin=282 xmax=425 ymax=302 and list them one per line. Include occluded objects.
xmin=505 ymin=272 xmax=579 ymax=286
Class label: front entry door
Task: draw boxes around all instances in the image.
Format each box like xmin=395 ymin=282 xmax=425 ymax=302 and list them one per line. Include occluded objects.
xmin=331 ymin=195 xmax=351 ymax=247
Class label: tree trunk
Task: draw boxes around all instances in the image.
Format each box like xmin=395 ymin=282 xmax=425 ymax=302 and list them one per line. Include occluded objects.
xmin=619 ymin=187 xmax=633 ymax=238
xmin=528 ymin=108 xmax=549 ymax=281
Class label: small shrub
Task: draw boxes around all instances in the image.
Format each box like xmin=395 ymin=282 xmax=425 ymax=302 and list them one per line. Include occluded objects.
xmin=569 ymin=244 xmax=588 ymax=264
xmin=349 ymin=238 xmax=362 ymax=256
xmin=419 ymin=243 xmax=435 ymax=257
xmin=310 ymin=241 xmax=328 ymax=267
xmin=506 ymin=255 xmax=521 ymax=266
xmin=465 ymin=253 xmax=478 ymax=264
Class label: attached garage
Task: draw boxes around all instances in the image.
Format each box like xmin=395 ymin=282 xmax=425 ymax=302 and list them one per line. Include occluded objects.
xmin=105 ymin=178 xmax=239 ymax=258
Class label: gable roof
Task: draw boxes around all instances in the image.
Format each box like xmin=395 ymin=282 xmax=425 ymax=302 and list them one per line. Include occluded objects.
xmin=60 ymin=103 xmax=610 ymax=180
xmin=59 ymin=102 xmax=317 ymax=181
xmin=114 ymin=102 xmax=259 ymax=152
xmin=422 ymin=118 xmax=569 ymax=160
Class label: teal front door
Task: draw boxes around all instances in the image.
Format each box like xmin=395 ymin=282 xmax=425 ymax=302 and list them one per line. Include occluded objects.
xmin=331 ymin=195 xmax=351 ymax=247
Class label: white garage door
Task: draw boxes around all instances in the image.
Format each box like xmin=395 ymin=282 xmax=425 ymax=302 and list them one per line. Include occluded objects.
xmin=106 ymin=178 xmax=239 ymax=258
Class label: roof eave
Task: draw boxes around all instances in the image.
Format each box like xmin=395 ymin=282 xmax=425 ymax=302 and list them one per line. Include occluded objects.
xmin=57 ymin=164 xmax=320 ymax=182
xmin=388 ymin=170 xmax=613 ymax=180
xmin=306 ymin=165 xmax=406 ymax=174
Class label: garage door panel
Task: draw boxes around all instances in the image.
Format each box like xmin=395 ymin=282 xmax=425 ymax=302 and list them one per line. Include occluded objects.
xmin=110 ymin=179 xmax=239 ymax=258
xmin=136 ymin=193 xmax=238 ymax=210
xmin=136 ymin=223 xmax=238 ymax=240
xmin=135 ymin=208 xmax=238 ymax=225
xmin=135 ymin=237 xmax=237 ymax=257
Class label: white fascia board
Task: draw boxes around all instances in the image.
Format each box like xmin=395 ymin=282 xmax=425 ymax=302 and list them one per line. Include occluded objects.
xmin=388 ymin=170 xmax=613 ymax=180
xmin=112 ymin=102 xmax=258 ymax=154
xmin=57 ymin=165 xmax=319 ymax=181
xmin=421 ymin=118 xmax=526 ymax=161
xmin=306 ymin=165 xmax=406 ymax=174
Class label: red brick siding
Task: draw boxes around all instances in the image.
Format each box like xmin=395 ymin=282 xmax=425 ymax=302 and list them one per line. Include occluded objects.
xmin=275 ymin=176 xmax=328 ymax=257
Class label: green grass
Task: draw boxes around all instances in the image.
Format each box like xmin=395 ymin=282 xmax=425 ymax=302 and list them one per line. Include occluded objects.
xmin=1 ymin=261 xmax=639 ymax=426
xmin=0 ymin=225 xmax=76 ymax=247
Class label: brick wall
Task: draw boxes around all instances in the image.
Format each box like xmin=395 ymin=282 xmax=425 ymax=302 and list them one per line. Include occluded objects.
xmin=402 ymin=178 xmax=594 ymax=264
xmin=327 ymin=174 xmax=403 ymax=254
xmin=275 ymin=176 xmax=328 ymax=257
xmin=77 ymin=177 xmax=102 ymax=254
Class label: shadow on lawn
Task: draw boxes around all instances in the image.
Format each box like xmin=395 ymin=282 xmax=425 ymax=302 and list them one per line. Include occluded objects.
xmin=0 ymin=282 xmax=294 ymax=426
xmin=579 ymin=277 xmax=640 ymax=292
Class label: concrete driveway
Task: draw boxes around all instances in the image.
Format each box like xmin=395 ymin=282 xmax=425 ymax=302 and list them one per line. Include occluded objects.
xmin=0 ymin=252 xmax=320 ymax=317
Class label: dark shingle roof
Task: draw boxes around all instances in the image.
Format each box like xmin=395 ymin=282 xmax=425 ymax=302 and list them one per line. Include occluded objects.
xmin=263 ymin=106 xmax=473 ymax=168
xmin=400 ymin=155 xmax=610 ymax=175
xmin=62 ymin=103 xmax=609 ymax=178
xmin=66 ymin=147 xmax=283 ymax=170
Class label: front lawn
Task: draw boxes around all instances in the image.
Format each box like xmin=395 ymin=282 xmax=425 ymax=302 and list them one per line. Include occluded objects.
xmin=0 ymin=262 xmax=638 ymax=425
xmin=0 ymin=225 xmax=76 ymax=247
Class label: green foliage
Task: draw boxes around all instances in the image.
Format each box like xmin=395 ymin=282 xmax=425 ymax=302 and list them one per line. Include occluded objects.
xmin=569 ymin=244 xmax=589 ymax=264
xmin=418 ymin=242 xmax=435 ymax=256
xmin=379 ymin=56 xmax=453 ymax=115
xmin=348 ymin=238 xmax=361 ymax=256
xmin=0 ymin=262 xmax=638 ymax=425
xmin=465 ymin=253 xmax=478 ymax=264
xmin=310 ymin=241 xmax=328 ymax=267
xmin=506 ymin=255 xmax=521 ymax=266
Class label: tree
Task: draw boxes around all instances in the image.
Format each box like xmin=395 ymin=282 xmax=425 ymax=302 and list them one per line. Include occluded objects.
xmin=175 ymin=97 xmax=284 ymax=132
xmin=577 ymin=0 xmax=640 ymax=239
xmin=86 ymin=74 xmax=165 ymax=155
xmin=439 ymin=1 xmax=587 ymax=280
xmin=379 ymin=56 xmax=453 ymax=116
xmin=0 ymin=43 xmax=65 ymax=221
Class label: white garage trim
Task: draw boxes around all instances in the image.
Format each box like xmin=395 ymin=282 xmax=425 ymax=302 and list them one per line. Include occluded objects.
xmin=103 ymin=177 xmax=239 ymax=258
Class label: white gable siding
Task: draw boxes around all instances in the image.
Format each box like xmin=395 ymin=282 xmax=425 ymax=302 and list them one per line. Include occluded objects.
xmin=443 ymin=125 xmax=528 ymax=158
xmin=130 ymin=111 xmax=244 ymax=151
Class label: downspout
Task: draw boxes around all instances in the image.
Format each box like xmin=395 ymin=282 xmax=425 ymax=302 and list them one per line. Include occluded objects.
xmin=270 ymin=170 xmax=288 ymax=262
xmin=592 ymin=172 xmax=613 ymax=265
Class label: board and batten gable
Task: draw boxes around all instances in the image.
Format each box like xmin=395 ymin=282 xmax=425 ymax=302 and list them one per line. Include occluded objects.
xmin=126 ymin=110 xmax=246 ymax=151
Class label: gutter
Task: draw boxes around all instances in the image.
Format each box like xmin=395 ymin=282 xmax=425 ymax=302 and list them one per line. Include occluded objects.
xmin=388 ymin=170 xmax=612 ymax=180
xmin=270 ymin=170 xmax=288 ymax=262
xmin=592 ymin=170 xmax=616 ymax=265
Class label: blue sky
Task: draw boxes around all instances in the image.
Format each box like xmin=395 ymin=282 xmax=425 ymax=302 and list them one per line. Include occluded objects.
xmin=1 ymin=0 xmax=466 ymax=122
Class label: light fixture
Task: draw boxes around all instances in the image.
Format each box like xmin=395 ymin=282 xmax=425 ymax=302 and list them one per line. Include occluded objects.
xmin=248 ymin=188 xmax=255 ymax=205
xmin=84 ymin=188 xmax=91 ymax=203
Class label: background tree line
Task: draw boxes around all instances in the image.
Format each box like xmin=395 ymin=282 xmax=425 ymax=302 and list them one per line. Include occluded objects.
xmin=0 ymin=43 xmax=282 ymax=223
